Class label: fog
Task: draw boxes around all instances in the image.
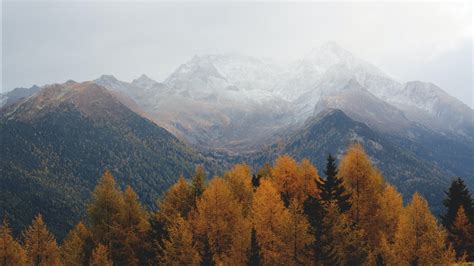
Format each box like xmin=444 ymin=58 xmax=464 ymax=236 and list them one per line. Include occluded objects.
xmin=2 ymin=1 xmax=472 ymax=107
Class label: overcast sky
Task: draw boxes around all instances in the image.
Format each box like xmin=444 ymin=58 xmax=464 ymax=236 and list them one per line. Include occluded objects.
xmin=2 ymin=1 xmax=473 ymax=107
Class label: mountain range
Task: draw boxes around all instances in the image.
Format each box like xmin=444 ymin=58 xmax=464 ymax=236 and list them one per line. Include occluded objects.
xmin=1 ymin=42 xmax=473 ymax=237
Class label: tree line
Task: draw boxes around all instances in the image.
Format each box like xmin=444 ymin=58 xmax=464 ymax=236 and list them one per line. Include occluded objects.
xmin=1 ymin=143 xmax=473 ymax=265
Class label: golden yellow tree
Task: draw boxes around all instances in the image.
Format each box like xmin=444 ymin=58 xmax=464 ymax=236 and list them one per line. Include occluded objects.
xmin=338 ymin=144 xmax=383 ymax=224
xmin=114 ymin=186 xmax=151 ymax=265
xmin=155 ymin=176 xmax=194 ymax=227
xmin=281 ymin=199 xmax=314 ymax=265
xmin=223 ymin=163 xmax=254 ymax=216
xmin=257 ymin=163 xmax=272 ymax=179
xmin=88 ymin=170 xmax=125 ymax=245
xmin=0 ymin=219 xmax=28 ymax=266
xmin=161 ymin=215 xmax=200 ymax=265
xmin=392 ymin=193 xmax=455 ymax=265
xmin=89 ymin=244 xmax=112 ymax=266
xmin=338 ymin=144 xmax=387 ymax=259
xmin=192 ymin=165 xmax=206 ymax=200
xmin=60 ymin=222 xmax=91 ymax=266
xmin=450 ymin=206 xmax=474 ymax=261
xmin=23 ymin=214 xmax=62 ymax=266
xmin=377 ymin=184 xmax=403 ymax=262
xmin=192 ymin=177 xmax=250 ymax=265
xmin=297 ymin=159 xmax=321 ymax=200
xmin=272 ymin=156 xmax=320 ymax=205
xmin=252 ymin=179 xmax=289 ymax=265
xmin=272 ymin=155 xmax=299 ymax=205
xmin=319 ymin=201 xmax=368 ymax=265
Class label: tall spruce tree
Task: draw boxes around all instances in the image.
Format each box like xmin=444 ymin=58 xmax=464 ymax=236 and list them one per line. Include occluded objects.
xmin=304 ymin=153 xmax=352 ymax=263
xmin=318 ymin=153 xmax=351 ymax=212
xmin=248 ymin=227 xmax=261 ymax=266
xmin=251 ymin=174 xmax=261 ymax=189
xmin=442 ymin=178 xmax=474 ymax=230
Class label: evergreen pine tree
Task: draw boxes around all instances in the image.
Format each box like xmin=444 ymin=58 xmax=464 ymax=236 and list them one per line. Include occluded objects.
xmin=442 ymin=178 xmax=474 ymax=230
xmin=318 ymin=153 xmax=351 ymax=212
xmin=251 ymin=174 xmax=261 ymax=189
xmin=200 ymin=237 xmax=215 ymax=266
xmin=248 ymin=227 xmax=261 ymax=266
xmin=303 ymin=194 xmax=324 ymax=262
xmin=304 ymin=153 xmax=352 ymax=263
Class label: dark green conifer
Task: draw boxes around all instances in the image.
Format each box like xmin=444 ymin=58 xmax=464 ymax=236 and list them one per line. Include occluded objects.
xmin=317 ymin=154 xmax=351 ymax=212
xmin=248 ymin=227 xmax=261 ymax=266
xmin=442 ymin=177 xmax=474 ymax=230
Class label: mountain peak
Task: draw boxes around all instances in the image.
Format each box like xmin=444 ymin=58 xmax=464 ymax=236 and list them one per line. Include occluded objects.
xmin=305 ymin=108 xmax=350 ymax=127
xmin=306 ymin=41 xmax=354 ymax=61
xmin=320 ymin=41 xmax=347 ymax=53
xmin=96 ymin=74 xmax=119 ymax=83
xmin=132 ymin=74 xmax=157 ymax=86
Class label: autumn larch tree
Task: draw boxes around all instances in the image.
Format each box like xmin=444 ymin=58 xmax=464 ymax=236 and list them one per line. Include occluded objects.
xmin=442 ymin=177 xmax=474 ymax=230
xmin=192 ymin=165 xmax=207 ymax=201
xmin=256 ymin=163 xmax=272 ymax=180
xmin=192 ymin=177 xmax=250 ymax=265
xmin=376 ymin=184 xmax=403 ymax=262
xmin=392 ymin=193 xmax=455 ymax=265
xmin=114 ymin=186 xmax=151 ymax=265
xmin=223 ymin=163 xmax=254 ymax=216
xmin=252 ymin=179 xmax=289 ymax=265
xmin=0 ymin=219 xmax=28 ymax=266
xmin=23 ymin=214 xmax=62 ymax=266
xmin=337 ymin=144 xmax=388 ymax=260
xmin=161 ymin=215 xmax=200 ymax=265
xmin=87 ymin=170 xmax=125 ymax=246
xmin=60 ymin=222 xmax=92 ymax=266
xmin=319 ymin=201 xmax=368 ymax=265
xmin=281 ymin=199 xmax=314 ymax=265
xmin=153 ymin=176 xmax=194 ymax=260
xmin=272 ymin=155 xmax=320 ymax=206
xmin=89 ymin=244 xmax=112 ymax=266
xmin=449 ymin=206 xmax=474 ymax=261
xmin=155 ymin=176 xmax=194 ymax=227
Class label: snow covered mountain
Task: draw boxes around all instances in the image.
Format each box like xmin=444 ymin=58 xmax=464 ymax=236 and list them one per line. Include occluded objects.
xmin=90 ymin=42 xmax=473 ymax=152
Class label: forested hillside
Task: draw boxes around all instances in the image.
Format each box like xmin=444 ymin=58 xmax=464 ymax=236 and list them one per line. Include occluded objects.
xmin=250 ymin=109 xmax=451 ymax=211
xmin=2 ymin=144 xmax=473 ymax=265
xmin=0 ymin=82 xmax=221 ymax=239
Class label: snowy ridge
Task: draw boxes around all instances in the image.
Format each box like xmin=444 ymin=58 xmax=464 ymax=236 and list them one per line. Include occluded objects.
xmin=87 ymin=41 xmax=473 ymax=150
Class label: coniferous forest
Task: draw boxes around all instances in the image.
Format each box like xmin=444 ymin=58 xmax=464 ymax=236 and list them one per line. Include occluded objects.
xmin=1 ymin=144 xmax=473 ymax=265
